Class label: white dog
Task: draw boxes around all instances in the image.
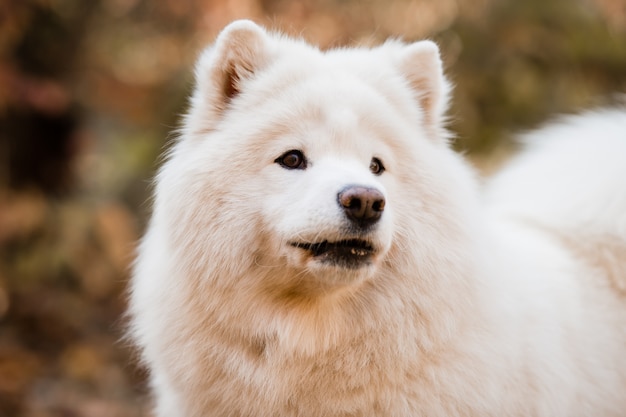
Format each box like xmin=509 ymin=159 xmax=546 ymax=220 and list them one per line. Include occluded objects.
xmin=129 ymin=20 xmax=626 ymax=416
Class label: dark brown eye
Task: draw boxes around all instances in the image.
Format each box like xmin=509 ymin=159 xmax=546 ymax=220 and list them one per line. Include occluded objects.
xmin=370 ymin=157 xmax=385 ymax=175
xmin=275 ymin=150 xmax=307 ymax=170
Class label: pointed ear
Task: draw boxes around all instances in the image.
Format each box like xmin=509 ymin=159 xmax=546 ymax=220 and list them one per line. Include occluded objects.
xmin=397 ymin=41 xmax=450 ymax=134
xmin=196 ymin=20 xmax=272 ymax=114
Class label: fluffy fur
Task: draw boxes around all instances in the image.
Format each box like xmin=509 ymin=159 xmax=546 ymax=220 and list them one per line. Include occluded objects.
xmin=129 ymin=20 xmax=626 ymax=416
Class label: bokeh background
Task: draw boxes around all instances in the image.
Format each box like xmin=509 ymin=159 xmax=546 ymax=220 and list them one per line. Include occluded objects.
xmin=1 ymin=0 xmax=625 ymax=415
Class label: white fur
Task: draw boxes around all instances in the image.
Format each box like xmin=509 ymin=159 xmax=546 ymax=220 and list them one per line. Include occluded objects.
xmin=486 ymin=108 xmax=626 ymax=236
xmin=129 ymin=20 xmax=626 ymax=417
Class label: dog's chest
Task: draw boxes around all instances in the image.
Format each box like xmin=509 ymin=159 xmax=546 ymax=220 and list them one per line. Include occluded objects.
xmin=229 ymin=335 xmax=416 ymax=416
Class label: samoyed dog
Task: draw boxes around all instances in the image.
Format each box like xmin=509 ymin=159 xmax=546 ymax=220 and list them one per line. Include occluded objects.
xmin=129 ymin=20 xmax=626 ymax=416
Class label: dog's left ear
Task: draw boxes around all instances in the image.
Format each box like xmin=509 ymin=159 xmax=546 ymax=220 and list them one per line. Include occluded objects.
xmin=195 ymin=20 xmax=272 ymax=115
xmin=397 ymin=41 xmax=450 ymax=134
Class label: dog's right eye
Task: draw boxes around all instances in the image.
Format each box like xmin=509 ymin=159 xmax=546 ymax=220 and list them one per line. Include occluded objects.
xmin=275 ymin=150 xmax=307 ymax=170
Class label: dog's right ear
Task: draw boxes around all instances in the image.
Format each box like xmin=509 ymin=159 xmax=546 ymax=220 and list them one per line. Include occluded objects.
xmin=195 ymin=20 xmax=272 ymax=114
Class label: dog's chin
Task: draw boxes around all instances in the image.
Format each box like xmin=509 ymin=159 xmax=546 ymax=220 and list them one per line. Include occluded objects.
xmin=290 ymin=239 xmax=378 ymax=270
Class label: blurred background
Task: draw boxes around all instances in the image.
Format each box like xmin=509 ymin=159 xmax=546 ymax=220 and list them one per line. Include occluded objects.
xmin=0 ymin=0 xmax=624 ymax=415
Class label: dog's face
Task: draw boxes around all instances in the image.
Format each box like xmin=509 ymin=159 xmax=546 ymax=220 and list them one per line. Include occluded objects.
xmin=162 ymin=20 xmax=452 ymax=289
xmin=253 ymin=80 xmax=397 ymax=279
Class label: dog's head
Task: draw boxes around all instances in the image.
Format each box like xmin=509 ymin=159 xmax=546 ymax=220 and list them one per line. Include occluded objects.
xmin=158 ymin=20 xmax=459 ymax=291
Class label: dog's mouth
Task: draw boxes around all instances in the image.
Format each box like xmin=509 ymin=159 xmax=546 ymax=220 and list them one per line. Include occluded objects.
xmin=290 ymin=239 xmax=375 ymax=268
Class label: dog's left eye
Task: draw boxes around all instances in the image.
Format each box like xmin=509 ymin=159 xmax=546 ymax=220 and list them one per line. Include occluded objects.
xmin=370 ymin=157 xmax=385 ymax=175
xmin=275 ymin=149 xmax=307 ymax=170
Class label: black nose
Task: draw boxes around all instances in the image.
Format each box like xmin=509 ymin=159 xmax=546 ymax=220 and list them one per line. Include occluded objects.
xmin=337 ymin=186 xmax=385 ymax=227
